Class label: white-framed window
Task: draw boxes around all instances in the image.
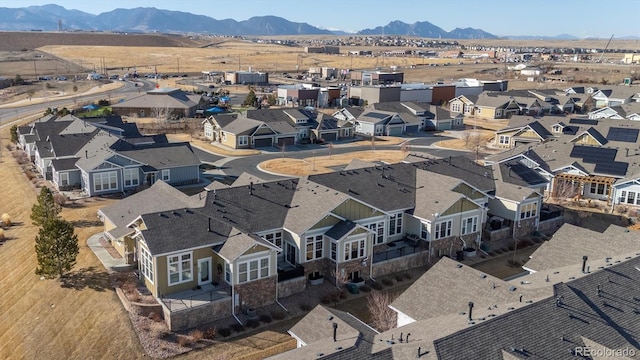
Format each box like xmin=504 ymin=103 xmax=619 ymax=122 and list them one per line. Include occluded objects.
xmin=496 ymin=109 xmax=503 ymax=118
xmin=344 ymin=238 xmax=366 ymax=261
xmin=463 ymin=104 xmax=473 ymax=114
xmin=221 ymin=132 xmax=227 ymax=141
xmin=238 ymin=136 xmax=248 ymax=146
xmin=499 ymin=135 xmax=510 ymax=145
xmin=204 ymin=124 xmax=213 ymax=139
xmin=263 ymin=231 xmax=283 ymax=249
xmin=434 ymin=220 xmax=452 ymax=240
xmin=388 ymin=213 xmax=403 ymax=236
xmin=168 ymin=252 xmax=192 ymax=285
xmin=123 ymin=168 xmax=139 ymax=187
xmin=366 ymin=221 xmax=385 ymax=244
xmin=299 ymin=128 xmax=308 ymax=138
xmin=552 ymin=125 xmax=563 ymax=133
xmin=589 ymin=183 xmax=606 ymax=195
xmin=520 ymin=202 xmax=538 ymax=219
xmin=139 ymin=246 xmax=153 ymax=283
xmin=620 ymin=191 xmax=640 ymax=205
xmin=420 ymin=222 xmax=429 ymax=240
xmin=161 ymin=169 xmax=170 ymax=182
xmin=225 ymin=262 xmax=231 ymax=284
xmin=59 ymin=172 xmax=69 ymax=187
xmin=93 ymin=171 xmax=118 ymax=192
xmin=306 ymin=234 xmax=323 ymax=261
xmin=451 ymin=102 xmax=461 ymax=113
xmin=237 ymin=256 xmax=269 ymax=284
xmin=331 ymin=242 xmax=337 ymax=261
xmin=477 ymin=108 xmax=482 ymax=114
xmin=461 ymin=216 xmax=478 ymax=235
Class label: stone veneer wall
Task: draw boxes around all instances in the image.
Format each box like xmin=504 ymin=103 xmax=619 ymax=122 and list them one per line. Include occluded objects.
xmin=513 ymin=217 xmax=538 ymax=238
xmin=162 ymin=297 xmax=232 ymax=332
xmin=537 ymin=216 xmax=564 ymax=236
xmin=371 ymin=251 xmax=430 ymax=278
xmin=336 ymin=258 xmax=370 ymax=282
xmin=277 ymin=276 xmax=307 ymax=298
xmin=304 ymin=258 xmax=333 ymax=280
xmin=234 ymin=275 xmax=277 ymax=309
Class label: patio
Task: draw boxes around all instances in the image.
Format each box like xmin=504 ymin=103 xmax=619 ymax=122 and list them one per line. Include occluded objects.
xmin=160 ymin=283 xmax=231 ymax=312
xmin=373 ymin=236 xmax=429 ymax=263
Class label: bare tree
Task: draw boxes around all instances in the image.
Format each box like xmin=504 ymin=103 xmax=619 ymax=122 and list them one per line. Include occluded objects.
xmin=462 ymin=130 xmax=473 ymax=149
xmin=552 ymin=179 xmax=579 ymax=204
xmin=367 ymin=290 xmax=396 ymax=332
xmin=400 ymin=141 xmax=410 ymax=158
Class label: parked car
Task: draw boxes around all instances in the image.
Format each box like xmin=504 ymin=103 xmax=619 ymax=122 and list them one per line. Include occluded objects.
xmin=56 ymin=76 xmax=67 ymax=81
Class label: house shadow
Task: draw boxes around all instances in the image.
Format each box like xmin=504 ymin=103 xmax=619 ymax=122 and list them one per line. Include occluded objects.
xmin=60 ymin=266 xmax=111 ymax=292
xmin=70 ymin=219 xmax=103 ymax=228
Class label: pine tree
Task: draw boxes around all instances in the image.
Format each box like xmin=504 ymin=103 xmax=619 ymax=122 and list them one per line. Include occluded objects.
xmin=10 ymin=125 xmax=18 ymax=143
xmin=243 ymin=90 xmax=257 ymax=107
xmin=31 ymin=187 xmax=61 ymax=227
xmin=35 ymin=218 xmax=79 ymax=278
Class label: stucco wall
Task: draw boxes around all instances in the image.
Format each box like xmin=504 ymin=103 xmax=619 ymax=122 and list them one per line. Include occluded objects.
xmin=162 ymin=297 xmax=232 ymax=331
xmin=371 ymin=251 xmax=430 ymax=278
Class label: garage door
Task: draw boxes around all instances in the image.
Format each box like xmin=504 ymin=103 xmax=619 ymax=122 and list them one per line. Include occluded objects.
xmin=405 ymin=125 xmax=419 ymax=133
xmin=321 ymin=133 xmax=337 ymax=142
xmin=254 ymin=138 xmax=273 ymax=148
xmin=277 ymin=137 xmax=295 ymax=146
xmin=388 ymin=126 xmax=403 ymax=136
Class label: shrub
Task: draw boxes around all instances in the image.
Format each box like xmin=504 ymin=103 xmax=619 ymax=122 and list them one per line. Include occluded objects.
xmin=231 ymin=323 xmax=245 ymax=333
xmin=508 ymin=244 xmax=515 ymax=251
xmin=271 ymin=310 xmax=286 ymax=320
xmin=189 ymin=329 xmax=203 ymax=342
xmin=321 ymin=294 xmax=333 ymax=305
xmin=381 ymin=278 xmax=394 ymax=287
xmin=148 ymin=311 xmax=162 ymax=322
xmin=1 ymin=213 xmax=11 ymax=227
xmin=259 ymin=314 xmax=272 ymax=324
xmin=246 ymin=319 xmax=260 ymax=328
xmin=360 ymin=285 xmax=371 ymax=292
xmin=395 ymin=274 xmax=405 ymax=282
xmin=203 ymin=327 xmax=217 ymax=340
xmin=0 ymin=229 xmax=5 ymax=241
xmin=53 ymin=193 xmax=66 ymax=207
xmin=616 ymin=205 xmax=628 ymax=214
xmin=403 ymin=272 xmax=412 ymax=280
xmin=299 ymin=303 xmax=312 ymax=311
xmin=177 ymin=335 xmax=191 ymax=347
xmin=371 ymin=282 xmax=383 ymax=291
xmin=25 ymin=171 xmax=35 ymax=180
xmin=338 ymin=290 xmax=347 ymax=299
xmin=218 ymin=328 xmax=231 ymax=337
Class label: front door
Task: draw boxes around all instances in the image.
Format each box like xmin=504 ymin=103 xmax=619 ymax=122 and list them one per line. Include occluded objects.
xmin=146 ymin=173 xmax=156 ymax=186
xmin=198 ymin=258 xmax=212 ymax=285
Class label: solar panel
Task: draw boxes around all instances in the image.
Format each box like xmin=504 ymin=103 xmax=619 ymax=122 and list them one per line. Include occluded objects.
xmin=606 ymin=127 xmax=639 ymax=143
xmin=569 ymin=118 xmax=598 ymax=126
xmin=569 ymin=146 xmax=617 ymax=163
xmin=594 ymin=162 xmax=629 ymax=177
xmin=365 ymin=112 xmax=391 ymax=119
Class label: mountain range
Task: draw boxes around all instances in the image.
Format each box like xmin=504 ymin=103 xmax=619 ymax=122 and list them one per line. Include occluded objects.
xmin=0 ymin=4 xmax=626 ymax=39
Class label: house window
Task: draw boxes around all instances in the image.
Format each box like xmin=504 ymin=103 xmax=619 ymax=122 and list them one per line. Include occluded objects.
xmin=451 ymin=102 xmax=461 ymax=113
xmin=463 ymin=104 xmax=473 ymax=114
xmin=161 ymin=169 xmax=170 ymax=182
xmin=299 ymin=129 xmax=308 ymax=138
xmin=477 ymin=108 xmax=482 ymax=114
xmin=168 ymin=252 xmax=192 ymax=285
xmin=620 ymin=191 xmax=640 ymax=205
xmin=238 ymin=136 xmax=248 ymax=146
xmin=331 ymin=242 xmax=337 ymax=261
xmin=263 ymin=231 xmax=283 ymax=249
xmin=499 ymin=135 xmax=510 ymax=145
xmin=552 ymin=125 xmax=562 ymax=133
xmin=225 ymin=263 xmax=231 ymax=284
xmin=59 ymin=172 xmax=69 ymax=187
xmin=366 ymin=221 xmax=385 ymax=244
xmin=93 ymin=171 xmax=118 ymax=192
xmin=589 ymin=183 xmax=606 ymax=195
xmin=139 ymin=246 xmax=153 ymax=283
xmin=221 ymin=132 xmax=227 ymax=141
xmin=420 ymin=222 xmax=429 ymax=240
xmin=123 ymin=168 xmax=139 ymax=187
xmin=388 ymin=213 xmax=403 ymax=236
xmin=344 ymin=238 xmax=366 ymax=261
xmin=306 ymin=234 xmax=323 ymax=261
xmin=204 ymin=125 xmax=213 ymax=139
xmin=461 ymin=216 xmax=478 ymax=235
xmin=520 ymin=202 xmax=538 ymax=219
xmin=434 ymin=220 xmax=452 ymax=240
xmin=237 ymin=256 xmax=270 ymax=284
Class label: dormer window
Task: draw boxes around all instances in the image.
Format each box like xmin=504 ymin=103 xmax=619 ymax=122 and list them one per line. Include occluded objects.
xmin=552 ymin=125 xmax=563 ymax=133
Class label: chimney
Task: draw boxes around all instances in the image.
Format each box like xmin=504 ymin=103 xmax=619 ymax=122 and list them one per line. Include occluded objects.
xmin=332 ymin=322 xmax=338 ymax=342
xmin=582 ymin=255 xmax=588 ymax=273
xmin=468 ymin=301 xmax=474 ymax=321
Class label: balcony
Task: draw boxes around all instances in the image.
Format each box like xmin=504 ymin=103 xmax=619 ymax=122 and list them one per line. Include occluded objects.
xmin=277 ymin=263 xmax=305 ymax=282
xmin=373 ymin=236 xmax=429 ymax=264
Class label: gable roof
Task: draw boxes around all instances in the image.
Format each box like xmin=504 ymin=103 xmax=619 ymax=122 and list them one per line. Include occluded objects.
xmin=283 ymin=179 xmax=349 ymax=234
xmin=523 ymin=224 xmax=640 ymax=273
xmin=111 ymin=88 xmax=202 ymax=110
xmin=413 ymin=170 xmax=470 ymax=220
xmin=216 ymin=230 xmax=278 ymax=262
xmin=114 ymin=142 xmax=201 ymax=170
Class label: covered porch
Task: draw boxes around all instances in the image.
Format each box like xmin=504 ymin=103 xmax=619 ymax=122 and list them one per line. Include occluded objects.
xmin=551 ymin=173 xmax=615 ymax=204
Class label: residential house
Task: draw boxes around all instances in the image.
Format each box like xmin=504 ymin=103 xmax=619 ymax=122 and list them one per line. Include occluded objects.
xmin=104 ymin=157 xmax=530 ymax=330
xmin=589 ymin=85 xmax=640 ymax=108
xmin=610 ymin=174 xmax=640 ymax=209
xmin=486 ymin=116 xmax=640 ymax=203
xmin=448 ymin=94 xmax=478 ymax=116
xmin=473 ymin=92 xmax=521 ymax=119
xmin=111 ymin=87 xmax=206 ymax=119
xmin=493 ymin=119 xmax=554 ymax=148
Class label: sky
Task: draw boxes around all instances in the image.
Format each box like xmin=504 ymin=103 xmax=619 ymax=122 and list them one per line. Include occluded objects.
xmin=4 ymin=0 xmax=640 ymax=37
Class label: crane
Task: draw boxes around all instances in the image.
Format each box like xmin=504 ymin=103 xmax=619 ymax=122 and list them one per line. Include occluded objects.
xmin=597 ymin=34 xmax=614 ymax=63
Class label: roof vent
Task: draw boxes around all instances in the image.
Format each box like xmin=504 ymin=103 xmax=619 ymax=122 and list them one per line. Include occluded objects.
xmin=456 ymin=264 xmax=463 ymax=268
xmin=508 ymin=286 xmax=517 ymax=292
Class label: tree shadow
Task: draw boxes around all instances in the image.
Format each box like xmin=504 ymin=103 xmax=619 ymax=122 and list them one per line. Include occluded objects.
xmin=70 ymin=219 xmax=103 ymax=228
xmin=60 ymin=266 xmax=111 ymax=292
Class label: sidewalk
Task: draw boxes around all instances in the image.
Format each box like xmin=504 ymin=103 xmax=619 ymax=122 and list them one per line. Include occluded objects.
xmin=87 ymin=233 xmax=133 ymax=273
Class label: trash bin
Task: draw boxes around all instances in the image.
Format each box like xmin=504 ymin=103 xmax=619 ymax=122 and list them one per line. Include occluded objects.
xmin=346 ymin=283 xmax=359 ymax=294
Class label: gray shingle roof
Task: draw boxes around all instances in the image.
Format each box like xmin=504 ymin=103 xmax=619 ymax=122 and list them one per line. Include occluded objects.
xmin=283 ymin=179 xmax=349 ymax=234
xmin=51 ymin=157 xmax=80 ymax=171
xmin=111 ymin=88 xmax=202 ymax=110
xmin=413 ymin=170 xmax=468 ymax=220
xmin=115 ymin=142 xmax=201 ymax=169
xmin=325 ymin=220 xmax=357 ymax=240
xmin=434 ymin=257 xmax=640 ymax=360
xmin=523 ymin=224 xmax=640 ymax=273
xmin=495 ymin=161 xmax=548 ymax=188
